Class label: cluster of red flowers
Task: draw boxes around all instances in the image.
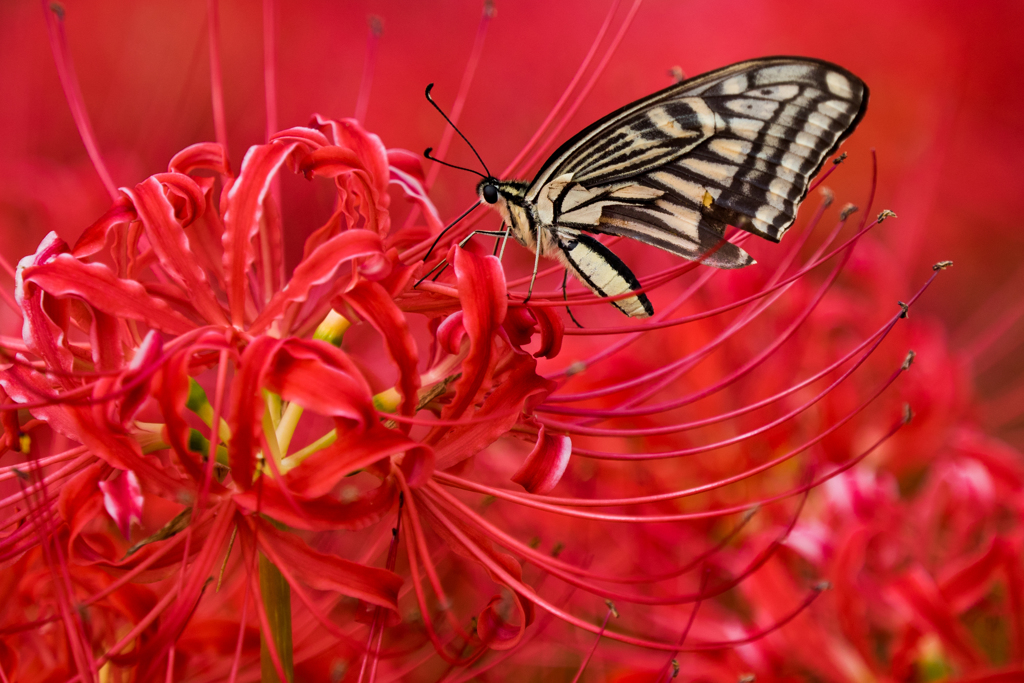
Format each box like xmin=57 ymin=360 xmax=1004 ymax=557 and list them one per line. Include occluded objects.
xmin=0 ymin=2 xmax=1021 ymax=682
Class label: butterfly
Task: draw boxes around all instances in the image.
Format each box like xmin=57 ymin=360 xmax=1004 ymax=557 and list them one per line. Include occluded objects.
xmin=426 ymin=57 xmax=868 ymax=318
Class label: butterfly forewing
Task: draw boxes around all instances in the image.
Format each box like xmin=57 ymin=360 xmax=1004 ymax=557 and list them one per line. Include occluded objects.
xmin=529 ymin=58 xmax=867 ymax=272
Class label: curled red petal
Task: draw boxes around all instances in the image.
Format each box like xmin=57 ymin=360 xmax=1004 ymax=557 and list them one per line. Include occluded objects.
xmin=23 ymin=254 xmax=197 ymax=336
xmin=529 ymin=305 xmax=563 ymax=359
xmin=227 ymin=335 xmax=281 ymax=489
xmin=441 ymin=247 xmax=507 ymax=421
xmin=385 ymin=148 xmax=425 ymax=182
xmin=222 ymin=141 xmax=297 ymax=326
xmin=477 ymin=591 xmax=531 ymax=650
xmin=287 ymin=423 xmax=433 ymax=497
xmin=251 ymin=229 xmax=384 ymax=333
xmin=300 ymin=146 xmax=368 ymax=178
xmin=16 ymin=233 xmax=75 ymax=375
xmin=253 ymin=517 xmax=403 ymax=612
xmin=888 ymin=566 xmax=985 ymax=667
xmin=98 ymin=469 xmax=143 ymax=540
xmin=263 ymin=339 xmax=375 ymax=428
xmin=432 ymin=354 xmax=554 ymax=470
xmin=270 ymin=125 xmax=331 ymax=152
xmin=124 ymin=177 xmax=228 ymax=325
xmin=339 ymin=281 xmax=421 ymax=418
xmin=387 ymin=156 xmax=442 ymax=235
xmin=156 ymin=345 xmax=226 ymax=488
xmin=234 ymin=478 xmax=397 ymax=531
xmin=71 ymin=196 xmax=137 ymax=258
xmin=150 ymin=173 xmax=207 ymax=227
xmin=510 ymin=425 xmax=572 ymax=494
xmin=168 ymin=142 xmax=231 ymax=176
xmin=436 ymin=311 xmax=466 ymax=355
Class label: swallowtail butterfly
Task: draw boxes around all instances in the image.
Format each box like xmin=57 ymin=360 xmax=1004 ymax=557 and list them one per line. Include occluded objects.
xmin=433 ymin=57 xmax=868 ymax=317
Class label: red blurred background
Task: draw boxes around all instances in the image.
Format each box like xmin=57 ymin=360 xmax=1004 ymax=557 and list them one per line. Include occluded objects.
xmin=1 ymin=0 xmax=1022 ymax=443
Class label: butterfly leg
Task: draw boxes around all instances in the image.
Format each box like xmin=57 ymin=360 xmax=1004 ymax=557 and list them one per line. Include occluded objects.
xmin=414 ymin=230 xmax=509 ymax=288
xmin=492 ymin=221 xmax=512 ymax=259
xmin=562 ymin=270 xmax=584 ymax=328
xmin=522 ymin=223 xmax=544 ymax=305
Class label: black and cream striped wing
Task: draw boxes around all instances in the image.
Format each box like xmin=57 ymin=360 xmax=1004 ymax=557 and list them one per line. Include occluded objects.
xmin=529 ymin=57 xmax=868 ymax=268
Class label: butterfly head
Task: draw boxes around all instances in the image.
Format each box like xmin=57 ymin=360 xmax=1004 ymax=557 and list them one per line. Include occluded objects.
xmin=480 ymin=181 xmax=499 ymax=205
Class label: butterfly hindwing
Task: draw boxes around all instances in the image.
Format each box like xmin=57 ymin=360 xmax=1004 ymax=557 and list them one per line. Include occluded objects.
xmin=528 ymin=57 xmax=867 ymax=271
xmin=554 ymin=227 xmax=653 ymax=318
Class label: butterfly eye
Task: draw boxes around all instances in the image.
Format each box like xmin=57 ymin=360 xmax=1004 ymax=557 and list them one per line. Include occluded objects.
xmin=482 ymin=184 xmax=499 ymax=204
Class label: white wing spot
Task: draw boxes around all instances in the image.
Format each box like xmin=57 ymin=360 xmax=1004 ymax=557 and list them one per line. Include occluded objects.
xmin=721 ymin=74 xmax=748 ymax=94
xmin=755 ymin=64 xmax=812 ymax=85
xmin=819 ymin=99 xmax=852 ymax=116
xmin=708 ymin=138 xmax=753 ymax=164
xmin=650 ymin=171 xmax=705 ymax=205
xmin=826 ymin=71 xmax=853 ymax=98
xmin=795 ymin=131 xmax=820 ymax=150
xmin=647 ymin=106 xmax=695 ymax=138
xmin=729 ymin=117 xmax=765 ymax=141
xmin=767 ymin=177 xmax=794 ymax=210
xmin=725 ymin=98 xmax=780 ymax=120
xmin=780 ymin=152 xmax=805 ymax=173
xmin=679 ymin=157 xmax=739 ymax=186
xmin=807 ymin=112 xmax=833 ymax=132
xmin=756 ymin=204 xmax=781 ymax=226
xmin=754 ymin=84 xmax=801 ymax=101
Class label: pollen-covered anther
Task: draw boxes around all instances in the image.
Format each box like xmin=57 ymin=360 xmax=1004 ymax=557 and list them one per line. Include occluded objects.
xmin=902 ymin=349 xmax=916 ymax=370
xmin=933 ymin=260 xmax=954 ymax=271
xmin=903 ymin=403 xmax=914 ymax=424
xmin=877 ymin=209 xmax=897 ymax=223
xmin=832 ymin=151 xmax=848 ymax=165
xmin=898 ymin=301 xmax=910 ymax=318
xmin=839 ymin=203 xmax=859 ymax=220
xmin=819 ymin=186 xmax=835 ymax=207
xmin=565 ymin=361 xmax=587 ymax=376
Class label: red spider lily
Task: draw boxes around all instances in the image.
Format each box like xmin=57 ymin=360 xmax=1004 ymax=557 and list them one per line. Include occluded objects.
xmin=0 ymin=2 xmax=1020 ymax=683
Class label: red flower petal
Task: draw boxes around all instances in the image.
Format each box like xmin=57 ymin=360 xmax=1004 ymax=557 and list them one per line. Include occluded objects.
xmin=71 ymin=196 xmax=137 ymax=258
xmin=286 ymin=422 xmax=433 ymax=497
xmin=263 ymin=338 xmax=375 ymax=427
xmin=440 ymin=246 xmax=507 ymax=421
xmin=124 ymin=176 xmax=228 ymax=325
xmin=234 ymin=478 xmax=397 ymax=531
xmin=433 ymin=354 xmax=554 ymax=470
xmin=23 ymin=254 xmax=197 ymax=335
xmin=252 ymin=517 xmax=403 ymax=612
xmin=510 ymin=425 xmax=571 ymax=494
xmin=250 ymin=228 xmax=384 ymax=333
xmin=338 ymin=281 xmax=421 ymax=419
xmin=98 ymin=469 xmax=143 ymax=540
xmin=222 ymin=141 xmax=297 ymax=325
xmin=168 ymin=141 xmax=231 ymax=176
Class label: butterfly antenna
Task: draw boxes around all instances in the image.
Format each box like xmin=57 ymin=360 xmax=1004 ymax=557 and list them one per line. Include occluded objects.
xmin=423 ymin=148 xmax=486 ymax=179
xmin=424 ymin=83 xmax=492 ymax=178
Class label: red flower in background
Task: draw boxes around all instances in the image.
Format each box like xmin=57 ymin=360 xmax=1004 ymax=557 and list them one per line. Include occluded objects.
xmin=0 ymin=1 xmax=1022 ymax=682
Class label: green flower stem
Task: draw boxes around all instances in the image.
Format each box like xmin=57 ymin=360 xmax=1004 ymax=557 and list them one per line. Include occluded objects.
xmin=276 ymin=402 xmax=304 ymax=456
xmin=313 ymin=309 xmax=350 ymax=346
xmin=280 ymin=429 xmax=337 ymax=473
xmin=259 ymin=552 xmax=294 ymax=683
